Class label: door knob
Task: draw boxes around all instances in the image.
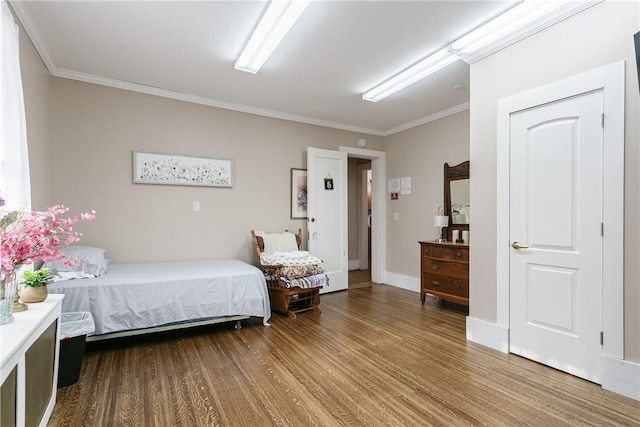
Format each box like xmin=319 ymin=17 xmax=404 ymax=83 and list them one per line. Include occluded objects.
xmin=511 ymin=241 xmax=529 ymax=249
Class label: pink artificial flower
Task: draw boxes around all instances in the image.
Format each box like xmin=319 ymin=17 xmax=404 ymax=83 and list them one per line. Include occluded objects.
xmin=0 ymin=204 xmax=97 ymax=275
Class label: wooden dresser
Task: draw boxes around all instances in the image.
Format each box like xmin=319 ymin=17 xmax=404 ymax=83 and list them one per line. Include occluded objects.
xmin=419 ymin=241 xmax=469 ymax=306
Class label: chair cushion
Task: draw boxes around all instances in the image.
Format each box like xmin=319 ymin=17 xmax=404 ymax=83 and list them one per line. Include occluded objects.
xmin=260 ymin=253 xmax=323 ymax=267
xmin=280 ymin=265 xmax=324 ymax=279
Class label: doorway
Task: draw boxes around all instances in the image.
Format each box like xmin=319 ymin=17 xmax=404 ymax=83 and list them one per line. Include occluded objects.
xmin=349 ymin=162 xmax=371 ymax=289
xmin=306 ymin=146 xmax=386 ymax=291
xmin=340 ymin=146 xmax=386 ymax=286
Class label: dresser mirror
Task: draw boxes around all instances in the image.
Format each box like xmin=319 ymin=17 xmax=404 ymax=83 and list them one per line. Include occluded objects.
xmin=443 ymin=161 xmax=470 ymax=241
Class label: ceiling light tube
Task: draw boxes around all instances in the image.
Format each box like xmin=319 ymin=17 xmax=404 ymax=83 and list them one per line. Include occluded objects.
xmin=363 ymin=47 xmax=459 ymax=102
xmin=235 ymin=0 xmax=310 ymax=74
xmin=449 ymin=0 xmax=603 ymax=63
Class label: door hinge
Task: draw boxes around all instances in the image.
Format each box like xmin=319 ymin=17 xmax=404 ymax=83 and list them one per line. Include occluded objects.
xmin=600 ymin=331 xmax=604 ymax=346
xmin=601 ymin=222 xmax=604 ymax=237
xmin=601 ymin=113 xmax=605 ymax=128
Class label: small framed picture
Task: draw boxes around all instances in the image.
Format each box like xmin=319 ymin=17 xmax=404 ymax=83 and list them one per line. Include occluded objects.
xmin=291 ymin=168 xmax=307 ymax=219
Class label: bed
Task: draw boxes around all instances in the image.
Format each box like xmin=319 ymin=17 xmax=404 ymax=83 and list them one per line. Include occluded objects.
xmin=47 ymin=257 xmax=271 ymax=341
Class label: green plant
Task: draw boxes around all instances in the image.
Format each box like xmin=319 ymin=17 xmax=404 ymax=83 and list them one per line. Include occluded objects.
xmin=22 ymin=268 xmax=53 ymax=288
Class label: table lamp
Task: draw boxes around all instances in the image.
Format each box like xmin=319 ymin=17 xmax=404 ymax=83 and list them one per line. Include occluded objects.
xmin=434 ymin=215 xmax=449 ymax=242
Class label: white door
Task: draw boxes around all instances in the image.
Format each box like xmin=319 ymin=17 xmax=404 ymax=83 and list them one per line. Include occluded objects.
xmin=509 ymin=90 xmax=604 ymax=383
xmin=307 ymin=147 xmax=348 ymax=293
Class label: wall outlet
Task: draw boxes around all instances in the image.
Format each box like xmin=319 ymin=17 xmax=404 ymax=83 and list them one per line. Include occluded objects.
xmin=393 ymin=212 xmax=399 ymax=221
xmin=193 ymin=201 xmax=200 ymax=212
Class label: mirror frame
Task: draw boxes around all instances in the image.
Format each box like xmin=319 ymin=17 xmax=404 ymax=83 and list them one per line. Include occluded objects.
xmin=443 ymin=161 xmax=470 ymax=242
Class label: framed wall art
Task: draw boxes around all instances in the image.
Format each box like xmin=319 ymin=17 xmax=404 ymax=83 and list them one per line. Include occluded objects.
xmin=290 ymin=168 xmax=307 ymax=219
xmin=133 ymin=151 xmax=233 ymax=187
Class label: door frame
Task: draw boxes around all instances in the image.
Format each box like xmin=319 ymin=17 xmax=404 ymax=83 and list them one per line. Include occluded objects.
xmin=496 ymin=61 xmax=624 ymax=359
xmin=359 ymin=164 xmax=371 ymax=270
xmin=340 ymin=146 xmax=386 ymax=285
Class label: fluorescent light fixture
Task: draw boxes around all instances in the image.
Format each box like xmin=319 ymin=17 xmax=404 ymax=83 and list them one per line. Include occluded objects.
xmin=361 ymin=0 xmax=602 ymax=102
xmin=235 ymin=0 xmax=310 ymax=74
xmin=449 ymin=0 xmax=603 ymax=63
xmin=362 ymin=47 xmax=459 ymax=102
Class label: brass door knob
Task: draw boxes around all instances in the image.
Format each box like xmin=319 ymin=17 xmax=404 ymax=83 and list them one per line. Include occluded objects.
xmin=511 ymin=241 xmax=529 ymax=249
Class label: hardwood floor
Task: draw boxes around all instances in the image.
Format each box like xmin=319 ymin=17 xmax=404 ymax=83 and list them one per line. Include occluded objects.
xmin=49 ymin=285 xmax=639 ymax=426
xmin=348 ymin=269 xmax=371 ymax=289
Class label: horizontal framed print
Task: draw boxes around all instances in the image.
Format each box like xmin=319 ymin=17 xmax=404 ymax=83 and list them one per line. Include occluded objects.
xmin=133 ymin=151 xmax=233 ymax=187
xmin=291 ymin=168 xmax=307 ymax=219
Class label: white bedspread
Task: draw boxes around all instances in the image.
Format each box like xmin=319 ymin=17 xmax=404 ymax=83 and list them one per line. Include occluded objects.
xmin=48 ymin=259 xmax=270 ymax=336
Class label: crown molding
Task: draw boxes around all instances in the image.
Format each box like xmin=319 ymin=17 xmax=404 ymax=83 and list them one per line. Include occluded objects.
xmin=11 ymin=0 xmax=465 ymax=138
xmin=384 ymin=102 xmax=470 ymax=136
xmin=9 ymin=0 xmax=56 ymax=75
xmin=53 ymin=68 xmax=386 ymax=136
xmin=55 ymin=66 xmax=469 ymax=138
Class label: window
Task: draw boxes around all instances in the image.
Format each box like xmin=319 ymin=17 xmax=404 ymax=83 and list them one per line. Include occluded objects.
xmin=1 ymin=0 xmax=31 ymax=211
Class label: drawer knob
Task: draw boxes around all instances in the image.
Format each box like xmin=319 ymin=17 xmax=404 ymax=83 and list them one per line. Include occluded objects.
xmin=456 ymin=252 xmax=462 ymax=257
xmin=431 ymin=281 xmax=440 ymax=287
xmin=431 ymin=265 xmax=440 ymax=271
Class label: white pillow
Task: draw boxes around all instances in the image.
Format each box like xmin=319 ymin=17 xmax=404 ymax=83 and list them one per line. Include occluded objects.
xmin=43 ymin=246 xmax=109 ymax=276
xmin=261 ymin=232 xmax=298 ymax=255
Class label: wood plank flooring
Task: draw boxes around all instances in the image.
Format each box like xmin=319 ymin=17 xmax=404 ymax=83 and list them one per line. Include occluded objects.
xmin=348 ymin=269 xmax=371 ymax=289
xmin=49 ymin=284 xmax=639 ymax=426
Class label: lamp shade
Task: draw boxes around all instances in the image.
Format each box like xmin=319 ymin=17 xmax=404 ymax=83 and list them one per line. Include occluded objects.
xmin=434 ymin=215 xmax=449 ymax=227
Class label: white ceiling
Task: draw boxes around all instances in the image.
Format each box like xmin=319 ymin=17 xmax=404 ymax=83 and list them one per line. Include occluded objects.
xmin=12 ymin=1 xmax=515 ymax=136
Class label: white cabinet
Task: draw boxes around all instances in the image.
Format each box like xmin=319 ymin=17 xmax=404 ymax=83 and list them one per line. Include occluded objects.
xmin=0 ymin=295 xmax=64 ymax=427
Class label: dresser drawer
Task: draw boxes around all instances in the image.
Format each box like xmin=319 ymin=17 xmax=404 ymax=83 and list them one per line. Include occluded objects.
xmin=422 ymin=257 xmax=468 ymax=280
xmin=423 ymin=274 xmax=469 ymax=298
xmin=422 ymin=244 xmax=468 ymax=262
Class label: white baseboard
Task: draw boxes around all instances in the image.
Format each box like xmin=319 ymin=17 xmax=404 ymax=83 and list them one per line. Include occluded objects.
xmin=466 ymin=317 xmax=509 ymax=353
xmin=383 ymin=271 xmax=419 ymax=293
xmin=380 ymin=278 xmax=638 ymax=401
xmin=348 ymin=260 xmax=361 ymax=271
xmin=601 ymin=355 xmax=640 ymax=401
xmin=464 ymin=319 xmax=639 ymax=401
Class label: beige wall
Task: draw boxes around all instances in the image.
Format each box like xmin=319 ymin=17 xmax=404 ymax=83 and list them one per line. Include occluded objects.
xmin=384 ymin=110 xmax=470 ymax=281
xmin=470 ymin=1 xmax=640 ymax=361
xmin=17 ymin=9 xmax=53 ymax=210
xmin=49 ymin=78 xmax=383 ymax=265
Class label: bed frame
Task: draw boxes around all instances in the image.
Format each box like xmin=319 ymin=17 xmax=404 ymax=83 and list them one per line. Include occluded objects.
xmin=86 ymin=315 xmax=249 ymax=342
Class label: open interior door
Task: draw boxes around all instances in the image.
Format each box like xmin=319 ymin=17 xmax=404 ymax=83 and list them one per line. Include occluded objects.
xmin=307 ymin=147 xmax=348 ymax=293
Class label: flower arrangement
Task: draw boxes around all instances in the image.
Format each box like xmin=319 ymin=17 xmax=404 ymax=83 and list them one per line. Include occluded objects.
xmin=22 ymin=268 xmax=53 ymax=288
xmin=0 ymin=197 xmax=96 ymax=276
